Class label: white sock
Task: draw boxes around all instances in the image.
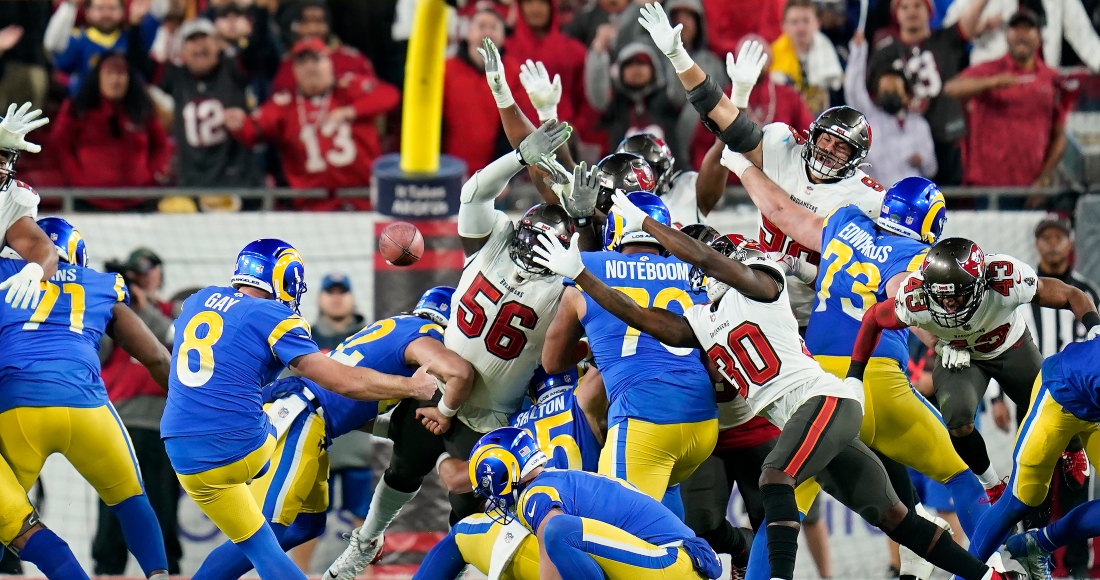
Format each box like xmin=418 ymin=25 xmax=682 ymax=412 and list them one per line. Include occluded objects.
xmin=978 ymin=466 xmax=1000 ymax=489
xmin=359 ymin=478 xmax=419 ymax=539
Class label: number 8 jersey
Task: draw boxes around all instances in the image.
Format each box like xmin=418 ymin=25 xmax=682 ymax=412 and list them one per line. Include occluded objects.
xmin=161 ymin=286 xmax=319 ymax=475
xmin=447 ymin=213 xmax=566 ymax=433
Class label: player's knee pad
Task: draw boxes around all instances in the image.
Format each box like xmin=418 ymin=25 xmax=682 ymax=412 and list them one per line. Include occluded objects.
xmin=884 ymin=508 xmax=938 ymax=556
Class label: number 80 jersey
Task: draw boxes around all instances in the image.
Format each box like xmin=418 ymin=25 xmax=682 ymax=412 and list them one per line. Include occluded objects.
xmin=446 ymin=213 xmax=566 ymax=433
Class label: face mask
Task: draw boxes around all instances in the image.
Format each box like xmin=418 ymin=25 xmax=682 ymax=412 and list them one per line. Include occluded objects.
xmin=877 ymin=92 xmax=905 ymax=115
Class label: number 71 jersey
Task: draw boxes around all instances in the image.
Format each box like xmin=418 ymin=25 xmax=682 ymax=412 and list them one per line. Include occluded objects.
xmin=446 ymin=212 xmax=566 ymax=433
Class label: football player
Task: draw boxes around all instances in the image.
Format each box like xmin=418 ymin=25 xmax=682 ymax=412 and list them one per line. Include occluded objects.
xmin=413 ymin=367 xmax=607 ymax=580
xmin=190 ymin=287 xmax=468 ymax=580
xmin=962 ymin=338 xmax=1100 ymax=576
xmin=324 ymin=121 xmax=576 ymax=579
xmin=616 ymin=133 xmax=722 ymax=227
xmin=160 ymin=239 xmax=436 ymax=580
xmin=472 ymin=427 xmax=723 ymax=580
xmin=0 ymin=103 xmax=62 ymax=310
xmin=849 ymin=237 xmax=1098 ymax=500
xmin=530 ymin=194 xmax=1022 ymax=580
xmin=540 ymin=192 xmax=717 ymax=510
xmin=0 ymin=218 xmax=167 ymax=580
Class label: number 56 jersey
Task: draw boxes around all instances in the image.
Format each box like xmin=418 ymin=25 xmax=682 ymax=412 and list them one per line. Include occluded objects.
xmin=447 ymin=212 xmax=566 ymax=433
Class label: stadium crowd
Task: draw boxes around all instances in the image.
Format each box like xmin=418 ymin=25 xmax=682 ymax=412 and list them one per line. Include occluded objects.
xmin=1 ymin=0 xmax=1099 ymax=211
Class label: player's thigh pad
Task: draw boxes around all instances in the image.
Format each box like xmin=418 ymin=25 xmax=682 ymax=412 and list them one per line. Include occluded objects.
xmin=0 ymin=405 xmax=144 ymax=505
xmin=762 ymin=396 xmax=862 ymax=484
xmin=815 ymin=439 xmax=899 ymax=526
xmin=453 ymin=514 xmax=540 ymax=580
xmin=1011 ymin=376 xmax=1092 ymax=507
xmin=176 ymin=434 xmax=276 ymax=543
xmin=0 ymin=457 xmax=34 ymax=545
xmin=931 ymin=360 xmax=989 ymax=430
xmin=577 ymin=516 xmax=702 ymax=579
xmin=975 ymin=337 xmax=1042 ymax=408
xmin=249 ymin=408 xmax=329 ymax=526
xmin=820 ymin=356 xmax=969 ymax=483
xmin=599 ymin=418 xmax=718 ymax=500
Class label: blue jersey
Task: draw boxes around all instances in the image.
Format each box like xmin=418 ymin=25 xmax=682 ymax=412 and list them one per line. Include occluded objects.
xmin=517 ymin=469 xmax=699 ymax=544
xmin=1043 ymin=340 xmax=1100 ymax=422
xmin=805 ymin=205 xmax=929 ymax=365
xmin=262 ymin=376 xmax=379 ymax=448
xmin=511 ymin=389 xmax=601 ymax=472
xmin=578 ymin=251 xmax=715 ymax=425
xmin=0 ymin=260 xmax=128 ymax=414
xmin=161 ymin=286 xmax=319 ymax=474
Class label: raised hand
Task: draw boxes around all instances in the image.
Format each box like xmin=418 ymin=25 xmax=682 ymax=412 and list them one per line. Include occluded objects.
xmin=518 ymin=119 xmax=572 ymax=166
xmin=519 ymin=59 xmax=562 ymax=121
xmin=532 ymin=232 xmax=584 ymax=279
xmin=610 ymin=190 xmax=649 ymax=233
xmin=477 ymin=38 xmax=514 ymax=107
xmin=637 ymin=3 xmax=693 ymax=73
xmin=0 ymin=102 xmax=50 ymax=154
xmin=726 ymin=40 xmax=767 ymax=108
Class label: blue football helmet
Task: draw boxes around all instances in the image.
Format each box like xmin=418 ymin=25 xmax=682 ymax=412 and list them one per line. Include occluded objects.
xmin=528 ymin=365 xmax=579 ymax=404
xmin=37 ymin=217 xmax=88 ymax=267
xmin=413 ymin=286 xmax=455 ymax=327
xmin=604 ymin=191 xmax=672 ymax=251
xmin=876 ymin=176 xmax=947 ymax=244
xmin=231 ymin=239 xmax=307 ymax=312
xmin=469 ymin=427 xmax=548 ymax=524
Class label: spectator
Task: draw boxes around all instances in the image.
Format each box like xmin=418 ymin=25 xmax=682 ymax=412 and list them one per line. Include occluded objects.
xmin=50 ymin=53 xmax=170 ymax=210
xmin=845 ymin=31 xmax=937 ymax=187
xmin=945 ymin=9 xmax=1070 ymax=191
xmin=585 ymin=41 xmax=684 ymax=159
xmin=43 ymin=0 xmax=163 ymax=95
xmin=688 ymin=34 xmax=813 ymax=169
xmin=869 ymin=0 xmax=993 ymax=186
xmin=94 ymin=248 xmax=180 ymax=576
xmin=271 ymin=0 xmax=377 ymax=95
xmin=944 ymin=0 xmax=1100 ymax=71
xmin=155 ymin=18 xmax=262 ymax=187
xmin=312 ymin=273 xmax=365 ymax=352
xmin=771 ymin=0 xmax=844 ymax=115
xmin=1027 ymin=217 xmax=1100 ymax=353
xmin=508 ymin=0 xmax=588 ymax=125
xmin=0 ymin=0 xmax=52 ymax=110
xmin=210 ymin=1 xmax=280 ymax=105
xmin=441 ymin=8 xmax=535 ymax=173
xmin=563 ymin=0 xmax=628 ymax=48
xmin=702 ymin=0 xmax=784 ymax=61
xmin=148 ymin=0 xmax=188 ymax=67
xmin=225 ymin=38 xmax=399 ymax=210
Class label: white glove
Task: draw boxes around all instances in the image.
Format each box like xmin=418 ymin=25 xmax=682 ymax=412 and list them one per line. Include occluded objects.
xmin=720 ymin=147 xmax=754 ymax=178
xmin=477 ymin=38 xmax=514 ymax=108
xmin=768 ymin=252 xmax=818 ymax=285
xmin=610 ymin=190 xmax=649 ymax=234
xmin=638 ymin=3 xmax=694 ymax=73
xmin=726 ymin=41 xmax=767 ymax=109
xmin=0 ymin=262 xmax=43 ymax=310
xmin=532 ymin=232 xmax=584 ymax=279
xmin=939 ymin=344 xmax=971 ymax=370
xmin=0 ymin=103 xmax=50 ymax=154
xmin=519 ymin=59 xmax=562 ymax=122
xmin=1088 ymin=325 xmax=1100 ymax=341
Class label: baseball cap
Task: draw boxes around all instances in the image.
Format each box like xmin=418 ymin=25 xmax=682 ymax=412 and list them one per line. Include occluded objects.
xmin=1008 ymin=8 xmax=1041 ymax=28
xmin=179 ymin=18 xmax=216 ymax=42
xmin=321 ymin=273 xmax=352 ymax=292
xmin=214 ymin=2 xmax=248 ymax=18
xmin=125 ymin=247 xmax=163 ymax=274
xmin=1034 ymin=217 xmax=1073 ymax=238
xmin=292 ymin=37 xmax=330 ymax=58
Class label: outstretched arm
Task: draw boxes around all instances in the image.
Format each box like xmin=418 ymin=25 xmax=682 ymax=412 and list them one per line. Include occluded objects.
xmin=542 ymin=287 xmax=589 ymax=374
xmin=720 ymin=151 xmax=825 ymax=253
xmin=574 ymin=269 xmax=699 ymax=348
xmin=847 ymin=299 xmax=908 ymax=380
xmin=290 ymin=352 xmax=437 ymax=402
xmin=406 ymin=336 xmax=476 ymax=436
xmin=1036 ymin=277 xmax=1100 ymax=332
xmin=109 ymin=303 xmax=172 ymax=391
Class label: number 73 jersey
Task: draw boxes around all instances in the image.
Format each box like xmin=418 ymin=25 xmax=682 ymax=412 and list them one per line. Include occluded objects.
xmin=895 ymin=254 xmax=1038 ymax=360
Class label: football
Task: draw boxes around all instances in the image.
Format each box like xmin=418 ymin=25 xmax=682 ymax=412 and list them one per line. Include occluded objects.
xmin=379 ymin=221 xmax=424 ymax=266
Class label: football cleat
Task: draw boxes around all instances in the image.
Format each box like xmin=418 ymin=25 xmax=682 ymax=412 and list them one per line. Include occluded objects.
xmin=1005 ymin=530 xmax=1052 ymax=580
xmin=982 ymin=478 xmax=1008 ymax=505
xmin=324 ymin=530 xmax=385 ymax=580
xmin=1061 ymin=448 xmax=1089 ymax=489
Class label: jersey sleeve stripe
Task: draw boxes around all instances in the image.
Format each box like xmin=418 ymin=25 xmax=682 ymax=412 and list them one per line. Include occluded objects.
xmin=268 ymin=316 xmax=312 ymax=353
xmin=906 ymin=250 xmax=929 ymax=273
xmin=114 ymin=274 xmax=127 ymax=302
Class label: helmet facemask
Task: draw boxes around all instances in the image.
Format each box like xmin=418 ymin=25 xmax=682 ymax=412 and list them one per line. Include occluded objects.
xmin=509 ymin=223 xmax=557 ymax=278
xmin=925 ymin=278 xmax=986 ymax=328
xmin=0 ymin=149 xmax=18 ymax=192
xmin=801 ymin=128 xmax=862 ymax=180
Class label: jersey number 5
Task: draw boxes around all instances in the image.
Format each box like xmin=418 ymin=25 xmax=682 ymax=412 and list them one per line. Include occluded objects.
xmin=705 ymin=322 xmax=782 ymax=398
xmin=177 ymin=311 xmax=225 ymax=387
xmin=457 ymin=273 xmax=539 ymax=361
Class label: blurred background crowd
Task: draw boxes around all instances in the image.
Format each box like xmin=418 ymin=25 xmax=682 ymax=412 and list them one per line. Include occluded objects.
xmin=3 ymin=0 xmax=1100 ymax=212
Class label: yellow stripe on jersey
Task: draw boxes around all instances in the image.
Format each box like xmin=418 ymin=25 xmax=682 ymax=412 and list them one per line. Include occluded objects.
xmin=517 ymin=485 xmax=563 ymax=529
xmin=906 ymin=250 xmax=929 ymax=273
xmin=114 ymin=273 xmax=127 ymax=302
xmin=821 ymin=206 xmax=844 ymax=227
xmin=268 ymin=316 xmax=312 ymax=353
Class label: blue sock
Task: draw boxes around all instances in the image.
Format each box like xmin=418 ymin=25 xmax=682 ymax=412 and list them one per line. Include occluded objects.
xmin=944 ymin=470 xmax=989 ymax=538
xmin=412 ymin=529 xmax=467 ymax=580
xmin=543 ymin=515 xmax=606 ymax=579
xmin=744 ymin=521 xmax=770 ymax=580
xmin=280 ymin=512 xmax=327 ymax=549
xmin=236 ymin=523 xmax=307 ymax=580
xmin=110 ymin=493 xmax=168 ymax=575
xmin=19 ymin=528 xmax=90 ymax=580
xmin=662 ymin=485 xmax=685 ymax=522
xmin=968 ymin=493 xmax=1029 ymax=561
xmin=194 ymin=514 xmax=327 ymax=580
xmin=1037 ymin=498 xmax=1100 ymax=552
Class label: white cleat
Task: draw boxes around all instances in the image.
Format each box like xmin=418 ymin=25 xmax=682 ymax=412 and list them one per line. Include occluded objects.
xmin=900 ymin=505 xmax=953 ymax=580
xmin=325 ymin=528 xmax=385 ymax=580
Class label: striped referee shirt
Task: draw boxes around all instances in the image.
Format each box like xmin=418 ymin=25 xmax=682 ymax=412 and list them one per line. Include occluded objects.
xmin=1022 ymin=267 xmax=1100 ymax=356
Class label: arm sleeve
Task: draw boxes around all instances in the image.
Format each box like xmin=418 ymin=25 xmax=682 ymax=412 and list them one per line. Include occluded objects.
xmin=259 ymin=306 xmax=321 ymax=364
xmin=843 ymin=40 xmax=875 ymax=114
xmin=43 ymin=2 xmax=77 ymax=56
xmin=457 ymin=151 xmax=524 ymax=237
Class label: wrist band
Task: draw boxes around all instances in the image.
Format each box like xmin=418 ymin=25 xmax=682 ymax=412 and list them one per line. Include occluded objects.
xmin=515 ymin=149 xmax=528 ymax=167
xmin=573 ymin=216 xmax=592 ymax=228
xmin=435 ymin=453 xmax=451 ymax=471
xmin=438 ymin=400 xmax=458 ymax=418
xmin=1083 ymin=311 xmax=1100 ymax=331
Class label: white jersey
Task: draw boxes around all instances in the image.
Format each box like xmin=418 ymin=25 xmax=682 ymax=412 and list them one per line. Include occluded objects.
xmin=758 ymin=123 xmax=884 ymax=325
xmin=682 ymin=257 xmax=861 ymax=428
xmin=717 ymin=391 xmax=756 ymax=431
xmin=660 ymin=170 xmax=704 ymax=227
xmin=895 ymin=254 xmax=1038 ymax=360
xmin=446 ymin=212 xmax=566 ymax=432
xmin=0 ymin=180 xmax=40 ymax=245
